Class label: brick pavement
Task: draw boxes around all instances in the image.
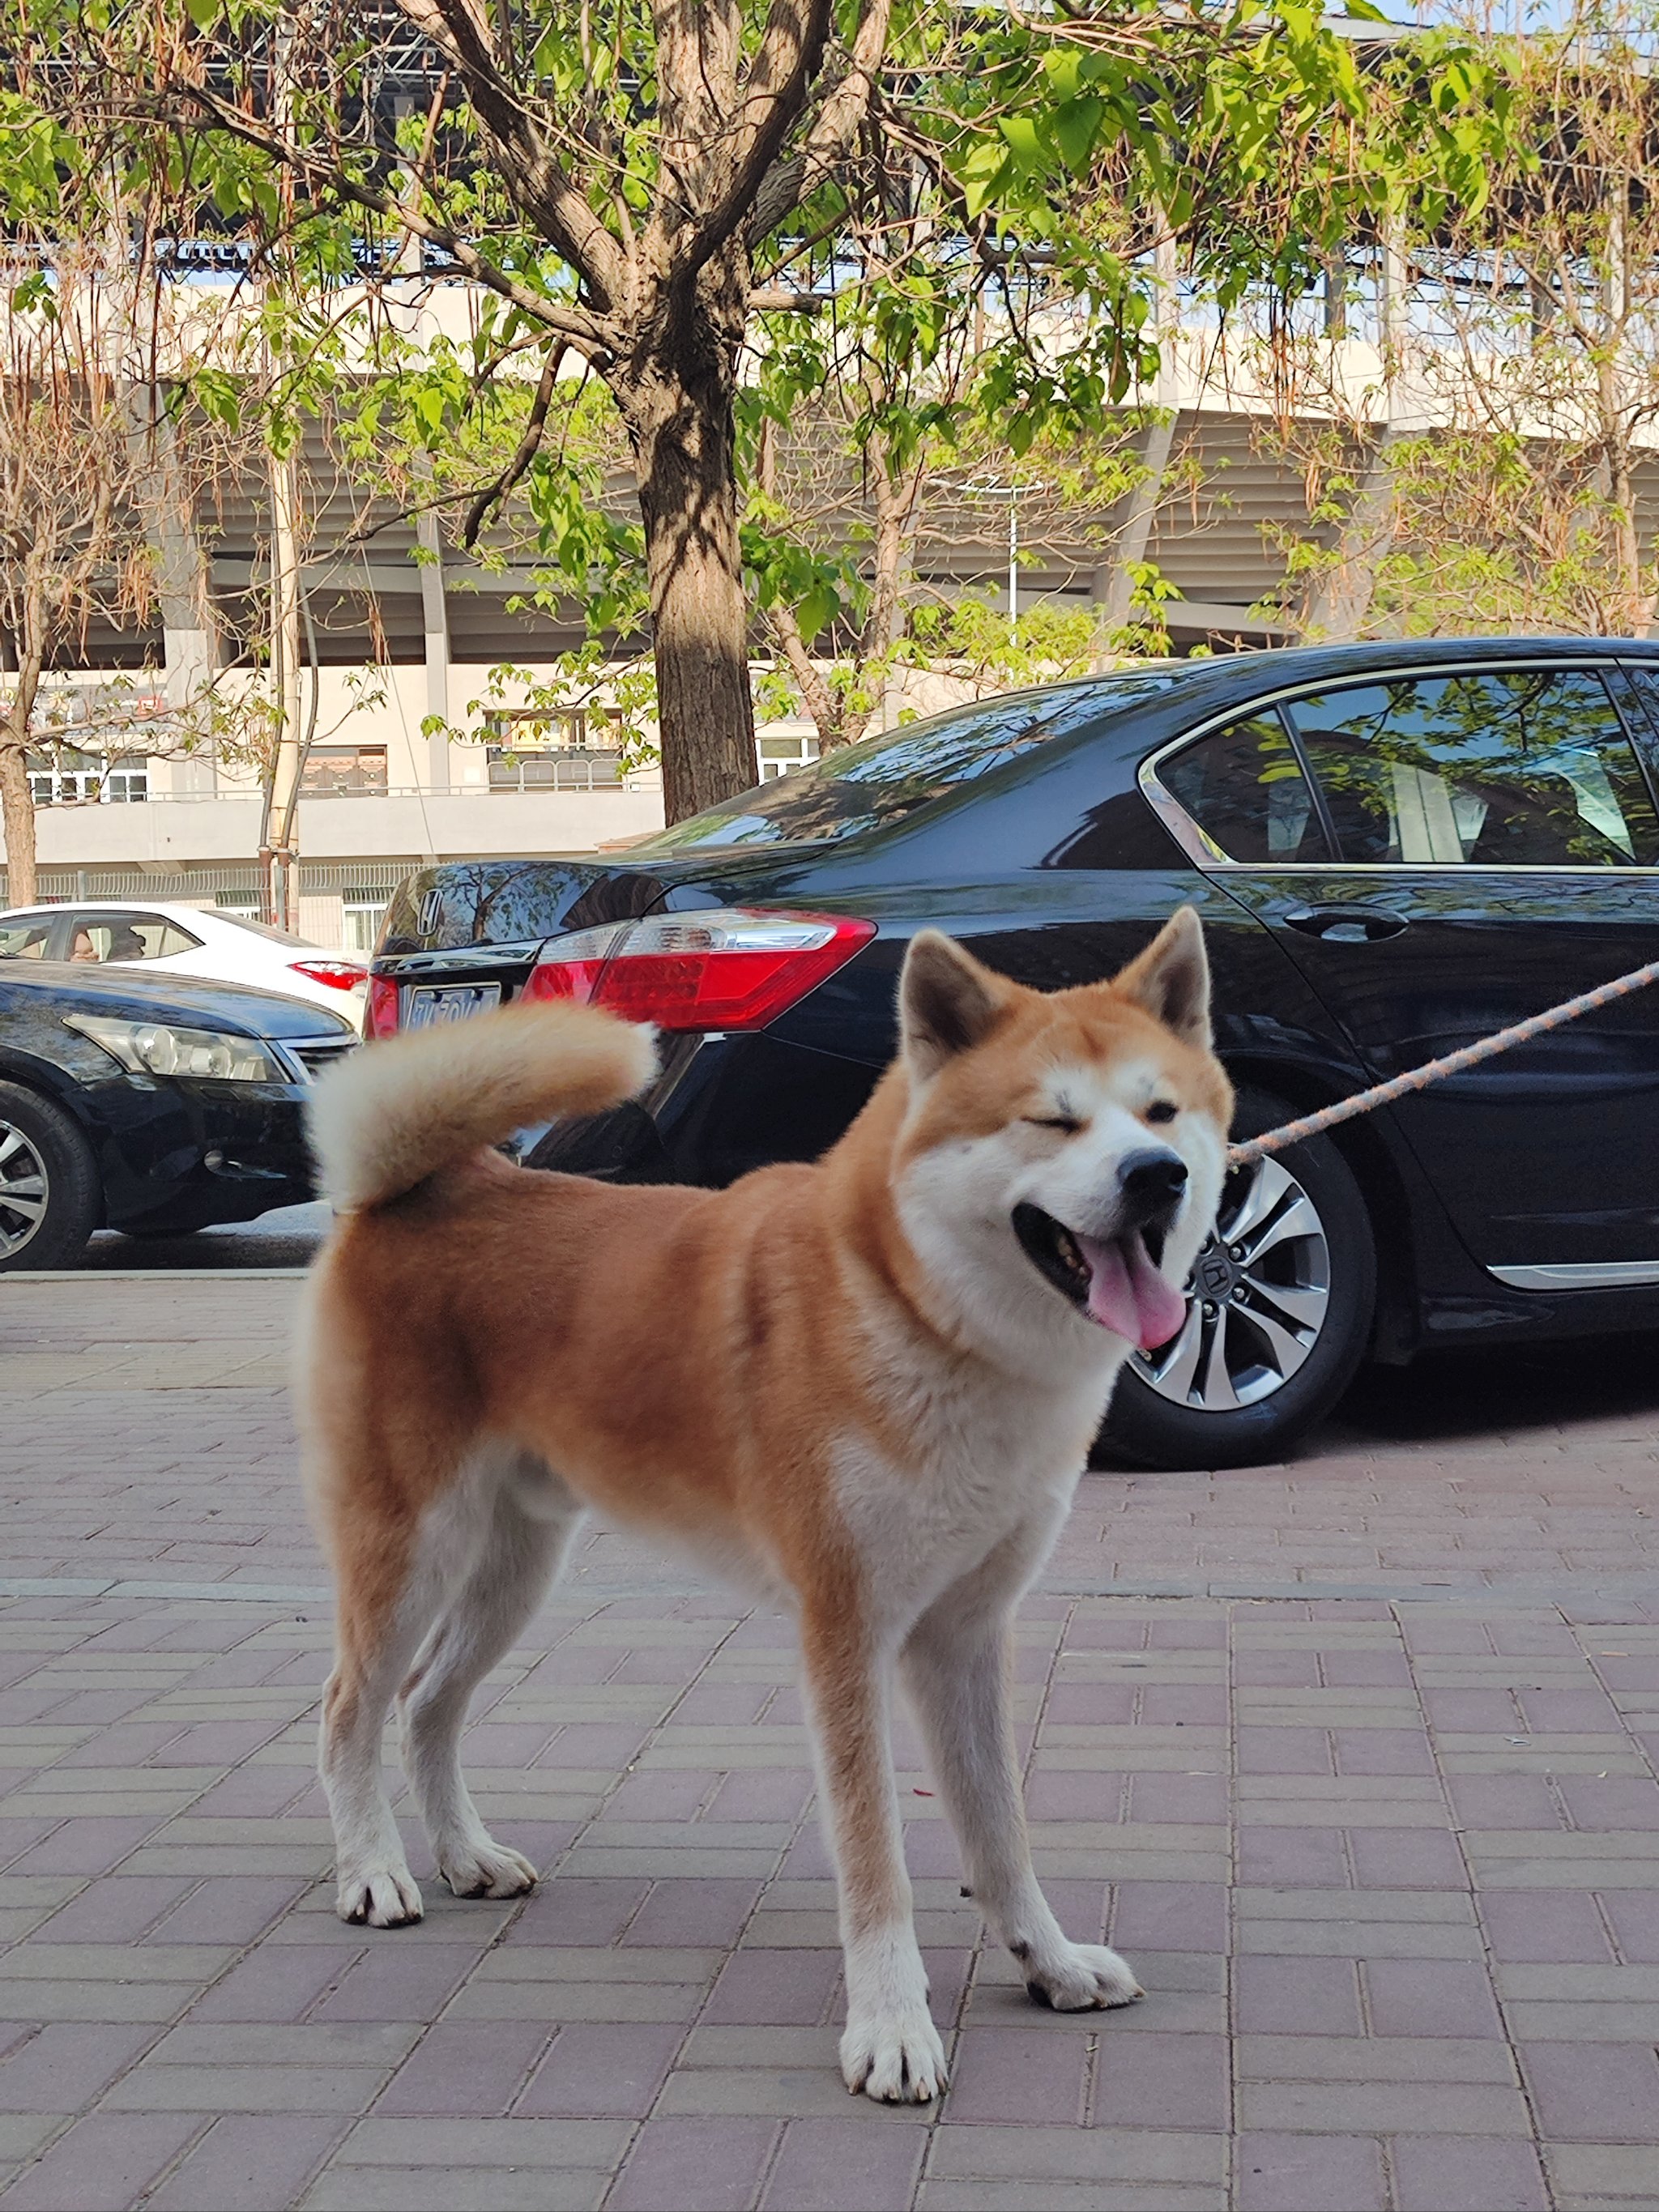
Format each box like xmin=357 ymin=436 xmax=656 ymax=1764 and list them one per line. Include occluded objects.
xmin=0 ymin=1276 xmax=1655 ymax=2210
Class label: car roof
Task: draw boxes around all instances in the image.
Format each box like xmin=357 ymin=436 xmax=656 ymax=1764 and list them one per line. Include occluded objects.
xmin=0 ymin=959 xmax=355 ymax=1038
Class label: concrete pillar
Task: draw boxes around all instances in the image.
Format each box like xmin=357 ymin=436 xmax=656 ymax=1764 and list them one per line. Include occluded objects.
xmin=416 ymin=503 xmax=452 ymax=791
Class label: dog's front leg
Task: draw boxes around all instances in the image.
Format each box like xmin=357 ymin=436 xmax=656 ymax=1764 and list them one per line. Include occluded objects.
xmin=902 ymin=1537 xmax=1143 ymax=2015
xmin=799 ymin=1601 xmax=946 ymax=2103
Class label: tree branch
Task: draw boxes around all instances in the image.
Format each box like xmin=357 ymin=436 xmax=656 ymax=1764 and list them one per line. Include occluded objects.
xmin=388 ymin=0 xmax=630 ymax=309
xmin=165 ymin=78 xmax=612 ymax=359
xmin=748 ymin=0 xmax=893 ymax=245
xmin=461 ymin=342 xmax=567 ymax=547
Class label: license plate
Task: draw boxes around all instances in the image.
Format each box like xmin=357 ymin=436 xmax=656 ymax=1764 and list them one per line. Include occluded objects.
xmin=403 ymin=983 xmax=502 ymax=1029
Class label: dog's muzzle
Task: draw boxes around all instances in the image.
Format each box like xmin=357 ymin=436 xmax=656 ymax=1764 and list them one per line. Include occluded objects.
xmin=1011 ymin=1149 xmax=1189 ymax=1351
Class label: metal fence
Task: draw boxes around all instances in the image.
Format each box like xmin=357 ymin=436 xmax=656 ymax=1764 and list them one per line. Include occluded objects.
xmin=0 ymin=860 xmax=429 ymax=908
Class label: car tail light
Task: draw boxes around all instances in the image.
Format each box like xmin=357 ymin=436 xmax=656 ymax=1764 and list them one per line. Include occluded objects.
xmin=522 ymin=909 xmax=876 ymax=1031
xmin=291 ymin=959 xmax=369 ymax=992
xmin=366 ymin=974 xmax=399 ymax=1037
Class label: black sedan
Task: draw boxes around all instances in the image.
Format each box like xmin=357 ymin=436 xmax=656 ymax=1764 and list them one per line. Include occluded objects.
xmin=0 ymin=960 xmax=356 ymax=1268
xmin=368 ymin=637 xmax=1659 ymax=1468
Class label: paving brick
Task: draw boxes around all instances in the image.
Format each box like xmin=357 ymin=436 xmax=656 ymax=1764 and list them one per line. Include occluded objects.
xmin=1235 ymin=2132 xmax=1386 ymax=2212
xmin=1520 ymin=2040 xmax=1659 ymax=2141
xmin=516 ymin=2023 xmax=684 ymax=2118
xmin=1092 ymin=2033 xmax=1228 ymax=2132
xmin=303 ymin=2167 xmax=610 ymax=2210
xmin=1235 ymin=1956 xmax=1363 ymax=2037
xmin=1598 ymin=1890 xmax=1659 ymax=1963
xmin=146 ymin=2115 xmax=350 ymax=2211
xmin=1235 ymin=2035 xmax=1516 ymax=2084
xmin=1542 ymin=2141 xmax=1659 ymax=2199
xmin=759 ymin=2116 xmax=926 ymax=2210
xmin=1364 ymin=1959 xmax=1507 ymax=2040
xmin=314 ymin=1943 xmax=483 ymax=2024
xmin=609 ymin=2118 xmax=780 ymax=2212
xmin=0 ymin=2114 xmax=203 ymax=2210
xmin=1389 ymin=2136 xmax=1551 ymax=2210
xmin=702 ymin=1948 xmax=841 ymax=2027
xmin=189 ymin=1943 xmax=364 ymax=2023
xmin=0 ymin=2025 xmax=156 ymax=2113
xmin=373 ymin=2021 xmax=552 ymax=2117
xmin=945 ymin=2027 xmax=1088 ymax=2125
xmin=1239 ymin=2082 xmax=1530 ymax=2134
xmin=1478 ymin=1890 xmax=1616 ymax=1966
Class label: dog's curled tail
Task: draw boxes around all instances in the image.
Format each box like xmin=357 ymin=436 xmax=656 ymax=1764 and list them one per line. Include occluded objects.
xmin=308 ymin=1000 xmax=658 ymax=1214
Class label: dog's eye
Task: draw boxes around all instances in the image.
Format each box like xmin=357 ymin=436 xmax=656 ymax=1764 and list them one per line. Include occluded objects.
xmin=1026 ymin=1115 xmax=1082 ymax=1135
xmin=1145 ymin=1102 xmax=1179 ymax=1125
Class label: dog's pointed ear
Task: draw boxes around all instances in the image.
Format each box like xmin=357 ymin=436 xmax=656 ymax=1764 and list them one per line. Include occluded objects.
xmin=900 ymin=930 xmax=1010 ymax=1080
xmin=1113 ymin=906 xmax=1212 ymax=1050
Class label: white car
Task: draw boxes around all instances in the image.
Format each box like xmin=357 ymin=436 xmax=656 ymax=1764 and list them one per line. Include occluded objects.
xmin=0 ymin=900 xmax=369 ymax=1025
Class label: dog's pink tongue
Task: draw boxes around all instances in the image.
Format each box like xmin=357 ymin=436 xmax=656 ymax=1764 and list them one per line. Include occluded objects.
xmin=1076 ymin=1232 xmax=1188 ymax=1351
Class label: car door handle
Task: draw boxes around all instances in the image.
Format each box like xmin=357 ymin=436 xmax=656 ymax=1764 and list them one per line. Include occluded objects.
xmin=1284 ymin=905 xmax=1410 ymax=944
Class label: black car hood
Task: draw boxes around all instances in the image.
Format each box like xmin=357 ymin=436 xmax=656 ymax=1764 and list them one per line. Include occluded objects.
xmin=0 ymin=961 xmax=356 ymax=1040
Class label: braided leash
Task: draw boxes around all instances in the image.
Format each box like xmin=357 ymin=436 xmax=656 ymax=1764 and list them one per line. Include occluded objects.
xmin=1227 ymin=956 xmax=1659 ymax=1170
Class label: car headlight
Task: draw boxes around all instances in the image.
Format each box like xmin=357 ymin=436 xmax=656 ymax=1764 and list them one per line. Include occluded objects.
xmin=62 ymin=1013 xmax=285 ymax=1084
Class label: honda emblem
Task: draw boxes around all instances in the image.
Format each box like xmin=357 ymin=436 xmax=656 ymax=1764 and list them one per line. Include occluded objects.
xmin=418 ymin=889 xmax=443 ymax=936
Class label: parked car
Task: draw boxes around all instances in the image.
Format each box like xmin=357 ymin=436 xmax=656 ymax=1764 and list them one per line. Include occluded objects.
xmin=365 ymin=637 xmax=1659 ymax=1467
xmin=0 ymin=901 xmax=369 ymax=1025
xmin=0 ymin=961 xmax=356 ymax=1268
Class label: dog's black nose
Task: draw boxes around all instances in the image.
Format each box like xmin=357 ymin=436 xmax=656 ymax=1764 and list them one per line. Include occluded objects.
xmin=1119 ymin=1150 xmax=1188 ymax=1215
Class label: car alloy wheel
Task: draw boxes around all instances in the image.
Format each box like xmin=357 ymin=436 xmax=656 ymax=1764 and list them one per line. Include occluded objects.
xmin=1131 ymin=1152 xmax=1331 ymax=1413
xmin=0 ymin=1119 xmax=50 ymax=1261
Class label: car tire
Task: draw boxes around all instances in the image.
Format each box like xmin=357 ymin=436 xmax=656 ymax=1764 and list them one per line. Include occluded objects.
xmin=1098 ymin=1085 xmax=1377 ymax=1472
xmin=0 ymin=1084 xmax=101 ymax=1272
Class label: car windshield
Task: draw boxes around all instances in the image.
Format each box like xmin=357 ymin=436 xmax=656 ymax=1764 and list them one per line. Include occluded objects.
xmin=635 ymin=673 xmax=1179 ymax=854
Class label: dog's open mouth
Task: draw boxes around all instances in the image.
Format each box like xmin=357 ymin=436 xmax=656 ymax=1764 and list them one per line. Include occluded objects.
xmin=1012 ymin=1204 xmax=1188 ymax=1351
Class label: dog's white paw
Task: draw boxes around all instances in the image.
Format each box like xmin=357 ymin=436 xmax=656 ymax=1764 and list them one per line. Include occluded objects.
xmin=438 ymin=1839 xmax=538 ymax=1900
xmin=1019 ymin=1940 xmax=1142 ymax=2012
xmin=337 ymin=1863 xmax=424 ymax=1928
xmin=841 ymin=2010 xmax=948 ymax=2103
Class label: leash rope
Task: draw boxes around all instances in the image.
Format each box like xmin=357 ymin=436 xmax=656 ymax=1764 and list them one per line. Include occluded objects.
xmin=1227 ymin=955 xmax=1659 ymax=1170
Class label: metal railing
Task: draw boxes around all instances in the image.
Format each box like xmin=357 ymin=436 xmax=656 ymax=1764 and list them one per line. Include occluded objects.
xmin=24 ymin=765 xmax=659 ymax=808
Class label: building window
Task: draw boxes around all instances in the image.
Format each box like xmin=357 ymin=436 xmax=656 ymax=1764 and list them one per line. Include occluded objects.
xmin=215 ymin=892 xmax=262 ymax=921
xmin=484 ymin=707 xmax=602 ymax=752
xmin=756 ymin=731 xmax=820 ymax=782
xmin=341 ymin=886 xmax=394 ymax=954
xmin=300 ymin=745 xmax=389 ymax=795
xmin=27 ymin=750 xmax=149 ymax=805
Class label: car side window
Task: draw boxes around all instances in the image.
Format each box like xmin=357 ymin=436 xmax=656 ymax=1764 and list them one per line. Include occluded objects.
xmin=1158 ymin=714 xmax=1333 ymax=863
xmin=0 ymin=918 xmax=55 ymax=959
xmin=66 ymin=914 xmax=198 ymax=963
xmin=1282 ymin=669 xmax=1659 ymax=867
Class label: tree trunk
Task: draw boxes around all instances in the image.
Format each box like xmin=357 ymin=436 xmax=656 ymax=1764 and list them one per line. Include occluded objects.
xmin=620 ymin=280 xmax=757 ymax=824
xmin=1303 ymin=426 xmax=1405 ymax=642
xmin=0 ymin=701 xmax=38 ymax=910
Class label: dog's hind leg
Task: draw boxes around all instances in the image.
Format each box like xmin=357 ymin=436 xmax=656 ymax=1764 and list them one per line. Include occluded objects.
xmin=319 ymin=1504 xmax=466 ymax=1931
xmin=799 ymin=1597 xmax=947 ymax=2105
xmin=399 ymin=1452 xmax=582 ymax=1901
xmin=901 ymin=1513 xmax=1142 ymax=2014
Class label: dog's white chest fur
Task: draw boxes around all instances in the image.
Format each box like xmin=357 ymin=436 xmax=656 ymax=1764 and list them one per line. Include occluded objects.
xmin=830 ymin=1339 xmax=1112 ymax=1633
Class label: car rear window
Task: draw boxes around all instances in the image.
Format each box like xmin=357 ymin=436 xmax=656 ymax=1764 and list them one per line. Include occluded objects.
xmin=211 ymin=913 xmax=318 ymax=948
xmin=635 ymin=675 xmax=1178 ymax=853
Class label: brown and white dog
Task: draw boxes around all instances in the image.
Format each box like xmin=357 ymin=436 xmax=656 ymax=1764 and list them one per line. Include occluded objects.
xmin=298 ymin=910 xmax=1232 ymax=2103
